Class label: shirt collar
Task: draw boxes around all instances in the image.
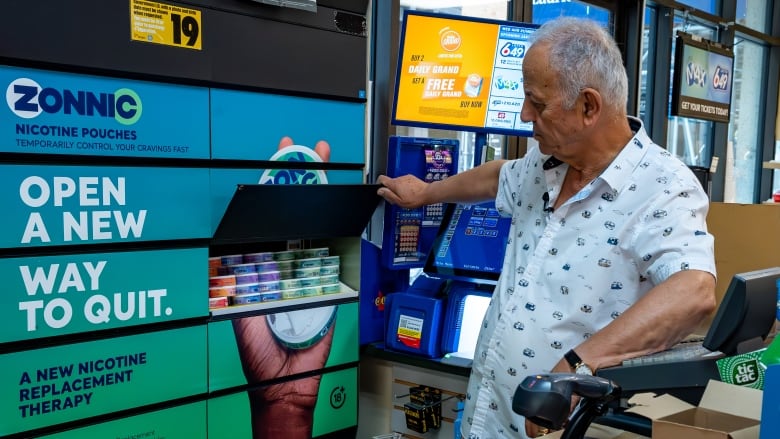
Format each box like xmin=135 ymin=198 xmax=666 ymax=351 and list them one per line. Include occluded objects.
xmin=598 ymin=116 xmax=652 ymax=192
xmin=539 ymin=116 xmax=652 ymax=194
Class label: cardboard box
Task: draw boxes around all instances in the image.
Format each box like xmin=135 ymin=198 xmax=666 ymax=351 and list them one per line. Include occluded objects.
xmin=626 ymin=380 xmax=763 ymax=439
xmin=544 ymin=424 xmax=648 ymax=438
xmin=706 ymin=203 xmax=780 ymax=335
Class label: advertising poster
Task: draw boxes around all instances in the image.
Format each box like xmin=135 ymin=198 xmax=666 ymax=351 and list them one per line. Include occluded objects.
xmin=393 ymin=12 xmax=536 ymax=135
xmin=38 ymin=401 xmax=207 ymax=439
xmin=207 ymin=302 xmax=359 ymax=392
xmin=673 ymin=35 xmax=733 ymax=123
xmin=0 ymin=66 xmax=210 ymax=158
xmin=207 ymin=368 xmax=358 ymax=439
xmin=209 ymin=169 xmax=364 ymax=232
xmin=209 ymin=89 xmax=365 ymax=164
xmin=0 ymin=326 xmax=207 ymax=436
xmin=0 ymin=248 xmax=208 ymax=344
xmin=0 ymin=165 xmax=211 ymax=249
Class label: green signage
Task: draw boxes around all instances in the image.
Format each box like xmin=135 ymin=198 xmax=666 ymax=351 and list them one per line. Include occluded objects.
xmin=0 ymin=248 xmax=208 ymax=343
xmin=207 ymin=301 xmax=359 ymax=392
xmin=207 ymin=367 xmax=357 ymax=438
xmin=38 ymin=402 xmax=207 ymax=439
xmin=0 ymin=326 xmax=207 ymax=436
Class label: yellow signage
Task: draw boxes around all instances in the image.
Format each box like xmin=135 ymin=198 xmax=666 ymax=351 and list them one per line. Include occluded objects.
xmin=130 ymin=0 xmax=202 ymax=50
xmin=394 ymin=12 xmax=537 ymax=135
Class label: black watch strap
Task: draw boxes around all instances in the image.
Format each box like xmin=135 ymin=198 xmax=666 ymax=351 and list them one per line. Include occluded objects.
xmin=564 ymin=349 xmax=583 ymax=370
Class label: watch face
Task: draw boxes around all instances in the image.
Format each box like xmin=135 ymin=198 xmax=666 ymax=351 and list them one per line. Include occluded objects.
xmin=576 ymin=364 xmax=594 ymax=376
xmin=267 ymin=305 xmax=337 ymax=350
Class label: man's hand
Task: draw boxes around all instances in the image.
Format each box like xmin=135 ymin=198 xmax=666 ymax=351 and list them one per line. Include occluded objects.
xmin=377 ymin=174 xmax=429 ymax=209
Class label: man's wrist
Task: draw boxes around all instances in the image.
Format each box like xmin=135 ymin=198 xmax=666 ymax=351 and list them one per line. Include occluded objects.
xmin=564 ymin=349 xmax=594 ymax=375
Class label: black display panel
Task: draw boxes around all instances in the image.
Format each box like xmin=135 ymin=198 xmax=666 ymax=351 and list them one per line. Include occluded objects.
xmin=703 ymin=266 xmax=780 ymax=356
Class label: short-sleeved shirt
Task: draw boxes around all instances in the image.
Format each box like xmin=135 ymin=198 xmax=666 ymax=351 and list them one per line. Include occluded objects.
xmin=460 ymin=117 xmax=716 ymax=439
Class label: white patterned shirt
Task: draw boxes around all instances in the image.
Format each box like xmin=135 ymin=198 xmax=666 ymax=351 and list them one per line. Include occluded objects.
xmin=461 ymin=117 xmax=716 ymax=439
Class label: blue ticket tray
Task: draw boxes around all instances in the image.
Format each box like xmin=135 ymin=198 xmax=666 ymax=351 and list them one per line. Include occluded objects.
xmin=385 ymin=291 xmax=444 ymax=358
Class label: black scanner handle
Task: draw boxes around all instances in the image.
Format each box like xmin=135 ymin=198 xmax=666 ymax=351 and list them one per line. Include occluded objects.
xmin=513 ymin=373 xmax=621 ymax=439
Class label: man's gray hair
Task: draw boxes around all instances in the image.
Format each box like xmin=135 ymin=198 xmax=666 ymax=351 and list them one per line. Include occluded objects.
xmin=529 ymin=17 xmax=628 ymax=112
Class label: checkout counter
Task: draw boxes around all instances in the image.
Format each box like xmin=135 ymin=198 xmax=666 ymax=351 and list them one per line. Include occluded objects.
xmin=362 ymin=200 xmax=779 ymax=438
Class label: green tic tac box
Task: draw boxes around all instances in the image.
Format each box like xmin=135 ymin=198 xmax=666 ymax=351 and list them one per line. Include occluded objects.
xmin=716 ymin=348 xmax=767 ymax=390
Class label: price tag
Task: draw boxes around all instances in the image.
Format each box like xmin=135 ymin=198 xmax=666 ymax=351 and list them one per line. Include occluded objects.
xmin=130 ymin=0 xmax=202 ymax=50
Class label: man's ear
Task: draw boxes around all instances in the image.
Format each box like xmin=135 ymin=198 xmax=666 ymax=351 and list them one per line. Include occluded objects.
xmin=580 ymin=88 xmax=602 ymax=125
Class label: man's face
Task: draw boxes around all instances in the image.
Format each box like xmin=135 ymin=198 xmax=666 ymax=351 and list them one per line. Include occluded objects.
xmin=520 ymin=44 xmax=584 ymax=157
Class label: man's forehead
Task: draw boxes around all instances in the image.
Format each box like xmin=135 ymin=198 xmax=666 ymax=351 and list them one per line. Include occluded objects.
xmin=522 ymin=47 xmax=554 ymax=87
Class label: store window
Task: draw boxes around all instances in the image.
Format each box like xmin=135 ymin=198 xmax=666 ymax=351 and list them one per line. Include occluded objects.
xmin=726 ymin=37 xmax=767 ymax=202
xmin=638 ymin=6 xmax=655 ymax=125
xmin=665 ymin=15 xmax=717 ymax=170
xmin=736 ymin=0 xmax=769 ymax=32
xmin=676 ymin=0 xmax=720 ymax=15
xmin=638 ymin=2 xmax=776 ymax=203
xmin=531 ymin=0 xmax=611 ymax=27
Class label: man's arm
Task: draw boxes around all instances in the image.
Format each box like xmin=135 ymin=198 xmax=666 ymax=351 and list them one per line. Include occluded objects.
xmin=377 ymin=159 xmax=506 ymax=209
xmin=551 ymin=269 xmax=716 ymax=373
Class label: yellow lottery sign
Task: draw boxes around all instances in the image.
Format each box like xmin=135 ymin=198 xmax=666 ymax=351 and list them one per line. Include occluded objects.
xmin=395 ymin=14 xmax=499 ymax=128
xmin=130 ymin=0 xmax=202 ymax=50
xmin=394 ymin=12 xmax=536 ymax=135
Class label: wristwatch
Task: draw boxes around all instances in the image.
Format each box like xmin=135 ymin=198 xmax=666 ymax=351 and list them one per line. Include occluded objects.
xmin=564 ymin=349 xmax=594 ymax=375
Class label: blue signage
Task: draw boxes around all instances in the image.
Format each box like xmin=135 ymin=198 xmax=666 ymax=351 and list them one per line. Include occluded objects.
xmin=210 ymin=89 xmax=366 ymax=164
xmin=0 ymin=165 xmax=211 ymax=248
xmin=1 ymin=66 xmax=210 ymax=158
xmin=532 ymin=0 xmax=611 ymax=26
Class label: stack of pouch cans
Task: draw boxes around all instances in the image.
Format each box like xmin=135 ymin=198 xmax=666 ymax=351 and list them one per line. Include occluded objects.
xmin=208 ymin=248 xmax=341 ymax=309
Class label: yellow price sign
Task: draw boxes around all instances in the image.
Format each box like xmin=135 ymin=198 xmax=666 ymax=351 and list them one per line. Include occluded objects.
xmin=130 ymin=0 xmax=202 ymax=50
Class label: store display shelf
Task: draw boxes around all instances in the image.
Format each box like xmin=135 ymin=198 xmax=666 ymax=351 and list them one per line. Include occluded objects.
xmin=210 ymin=283 xmax=358 ymax=317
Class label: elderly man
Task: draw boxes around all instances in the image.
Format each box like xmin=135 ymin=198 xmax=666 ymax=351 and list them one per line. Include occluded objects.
xmin=378 ymin=16 xmax=716 ymax=439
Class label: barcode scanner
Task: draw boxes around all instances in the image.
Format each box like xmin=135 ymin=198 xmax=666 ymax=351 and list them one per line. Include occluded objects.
xmin=512 ymin=373 xmax=621 ymax=439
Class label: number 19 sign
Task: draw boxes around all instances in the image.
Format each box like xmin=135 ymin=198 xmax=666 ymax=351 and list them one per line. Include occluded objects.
xmin=130 ymin=0 xmax=202 ymax=51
